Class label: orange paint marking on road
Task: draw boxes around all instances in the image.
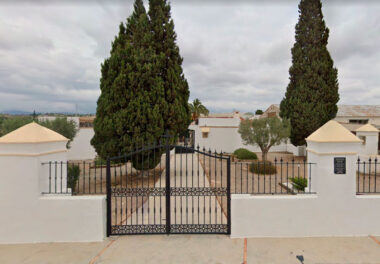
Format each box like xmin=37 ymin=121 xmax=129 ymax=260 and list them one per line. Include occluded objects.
xmin=89 ymin=238 xmax=118 ymax=264
xmin=369 ymin=235 xmax=380 ymax=247
xmin=243 ymin=238 xmax=247 ymax=264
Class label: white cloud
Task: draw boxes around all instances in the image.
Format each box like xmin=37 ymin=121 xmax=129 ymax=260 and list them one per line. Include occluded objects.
xmin=0 ymin=1 xmax=379 ymax=114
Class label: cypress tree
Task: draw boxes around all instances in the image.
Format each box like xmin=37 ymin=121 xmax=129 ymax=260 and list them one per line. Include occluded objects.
xmin=280 ymin=0 xmax=339 ymax=146
xmin=148 ymin=0 xmax=191 ymax=141
xmin=91 ymin=0 xmax=165 ymax=169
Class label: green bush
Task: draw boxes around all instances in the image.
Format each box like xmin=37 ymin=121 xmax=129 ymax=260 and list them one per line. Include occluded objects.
xmin=39 ymin=117 xmax=78 ymax=148
xmin=68 ymin=165 xmax=80 ymax=193
xmin=233 ymin=148 xmax=258 ymax=160
xmin=0 ymin=117 xmax=33 ymax=137
xmin=290 ymin=177 xmax=308 ymax=191
xmin=250 ymin=161 xmax=277 ymax=174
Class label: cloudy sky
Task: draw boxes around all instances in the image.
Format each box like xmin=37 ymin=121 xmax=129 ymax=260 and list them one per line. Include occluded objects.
xmin=0 ymin=0 xmax=379 ymax=114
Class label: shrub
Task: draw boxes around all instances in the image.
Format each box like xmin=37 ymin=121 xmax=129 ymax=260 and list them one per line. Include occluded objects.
xmin=250 ymin=161 xmax=277 ymax=174
xmin=0 ymin=117 xmax=33 ymax=137
xmin=233 ymin=148 xmax=258 ymax=160
xmin=68 ymin=165 xmax=80 ymax=193
xmin=290 ymin=177 xmax=308 ymax=191
xmin=39 ymin=117 xmax=78 ymax=148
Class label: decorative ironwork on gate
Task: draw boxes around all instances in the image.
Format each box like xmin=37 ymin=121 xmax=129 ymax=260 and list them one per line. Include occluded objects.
xmin=106 ymin=132 xmax=231 ymax=236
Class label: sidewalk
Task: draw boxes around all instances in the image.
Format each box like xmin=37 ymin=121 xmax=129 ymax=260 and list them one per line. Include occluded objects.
xmin=1 ymin=235 xmax=380 ymax=264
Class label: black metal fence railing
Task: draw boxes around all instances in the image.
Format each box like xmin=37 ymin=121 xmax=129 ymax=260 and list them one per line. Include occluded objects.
xmin=231 ymin=158 xmax=315 ymax=195
xmin=41 ymin=156 xmax=315 ymax=196
xmin=41 ymin=161 xmax=108 ymax=195
xmin=357 ymin=157 xmax=379 ymax=194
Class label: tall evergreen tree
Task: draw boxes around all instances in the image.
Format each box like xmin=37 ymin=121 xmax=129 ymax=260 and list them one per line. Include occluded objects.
xmin=91 ymin=0 xmax=165 ymax=169
xmin=148 ymin=0 xmax=191 ymax=141
xmin=280 ymin=0 xmax=339 ymax=146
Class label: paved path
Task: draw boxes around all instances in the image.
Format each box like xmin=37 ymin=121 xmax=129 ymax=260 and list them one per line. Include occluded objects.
xmin=129 ymin=153 xmax=226 ymax=226
xmin=2 ymin=235 xmax=380 ymax=264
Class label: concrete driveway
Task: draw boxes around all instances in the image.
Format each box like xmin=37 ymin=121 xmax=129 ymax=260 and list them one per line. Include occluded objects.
xmin=1 ymin=235 xmax=380 ymax=264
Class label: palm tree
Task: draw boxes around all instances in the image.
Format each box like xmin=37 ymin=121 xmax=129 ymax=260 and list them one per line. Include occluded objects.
xmin=189 ymin=99 xmax=209 ymax=122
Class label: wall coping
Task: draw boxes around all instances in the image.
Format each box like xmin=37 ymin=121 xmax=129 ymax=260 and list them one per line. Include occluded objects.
xmin=0 ymin=149 xmax=67 ymax=157
xmin=306 ymin=148 xmax=358 ymax=156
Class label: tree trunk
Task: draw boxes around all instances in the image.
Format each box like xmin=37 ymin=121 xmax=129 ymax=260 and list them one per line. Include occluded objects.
xmin=262 ymin=151 xmax=268 ymax=162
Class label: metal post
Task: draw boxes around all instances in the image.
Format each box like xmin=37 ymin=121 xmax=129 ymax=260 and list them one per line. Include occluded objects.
xmin=106 ymin=158 xmax=111 ymax=237
xmin=227 ymin=157 xmax=231 ymax=234
xmin=165 ymin=131 xmax=171 ymax=234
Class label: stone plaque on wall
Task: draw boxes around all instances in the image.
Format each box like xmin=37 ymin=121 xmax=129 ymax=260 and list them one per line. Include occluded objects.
xmin=334 ymin=157 xmax=346 ymax=174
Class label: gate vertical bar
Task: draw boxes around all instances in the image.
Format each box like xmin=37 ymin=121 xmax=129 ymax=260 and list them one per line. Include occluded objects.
xmin=165 ymin=132 xmax=171 ymax=234
xmin=227 ymin=157 xmax=231 ymax=234
xmin=106 ymin=158 xmax=111 ymax=237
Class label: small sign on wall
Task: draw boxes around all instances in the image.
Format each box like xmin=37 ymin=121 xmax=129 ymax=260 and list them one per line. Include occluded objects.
xmin=334 ymin=157 xmax=346 ymax=174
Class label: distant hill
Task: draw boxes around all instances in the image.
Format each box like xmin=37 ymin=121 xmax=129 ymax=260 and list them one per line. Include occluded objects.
xmin=0 ymin=110 xmax=95 ymax=116
xmin=0 ymin=110 xmax=32 ymax=115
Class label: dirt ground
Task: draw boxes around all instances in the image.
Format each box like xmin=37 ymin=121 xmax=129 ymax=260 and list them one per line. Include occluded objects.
xmin=70 ymin=155 xmax=166 ymax=195
xmin=200 ymin=152 xmax=311 ymax=193
xmin=357 ymin=172 xmax=380 ymax=194
xmin=199 ymin=152 xmax=312 ymax=218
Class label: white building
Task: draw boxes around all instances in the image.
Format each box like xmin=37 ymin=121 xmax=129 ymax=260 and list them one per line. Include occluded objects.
xmin=260 ymin=104 xmax=380 ymax=129
xmin=335 ymin=105 xmax=380 ymax=127
xmin=189 ymin=104 xmax=380 ymax=156
xmin=189 ymin=111 xmax=301 ymax=155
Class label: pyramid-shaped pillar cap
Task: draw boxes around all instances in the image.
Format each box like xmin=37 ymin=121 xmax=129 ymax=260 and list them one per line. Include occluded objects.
xmin=306 ymin=120 xmax=361 ymax=143
xmin=356 ymin=124 xmax=379 ymax=133
xmin=0 ymin=122 xmax=68 ymax=144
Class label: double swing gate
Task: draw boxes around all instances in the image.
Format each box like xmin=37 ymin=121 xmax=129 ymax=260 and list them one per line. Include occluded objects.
xmin=106 ymin=137 xmax=231 ymax=236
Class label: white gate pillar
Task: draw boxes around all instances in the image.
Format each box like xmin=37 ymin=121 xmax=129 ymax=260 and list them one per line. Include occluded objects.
xmin=0 ymin=122 xmax=106 ymax=244
xmin=306 ymin=120 xmax=361 ymax=197
xmin=355 ymin=124 xmax=379 ymax=157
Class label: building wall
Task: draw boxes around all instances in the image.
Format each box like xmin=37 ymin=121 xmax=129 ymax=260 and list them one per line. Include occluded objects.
xmin=38 ymin=116 xmax=80 ymax=127
xmin=192 ymin=118 xmax=297 ymax=155
xmin=334 ymin=116 xmax=380 ymax=126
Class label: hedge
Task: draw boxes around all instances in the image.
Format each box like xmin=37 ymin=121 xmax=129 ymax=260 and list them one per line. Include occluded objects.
xmin=250 ymin=161 xmax=277 ymax=174
xmin=233 ymin=148 xmax=258 ymax=160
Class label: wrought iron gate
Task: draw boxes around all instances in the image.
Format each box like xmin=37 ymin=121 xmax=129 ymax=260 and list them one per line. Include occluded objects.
xmin=106 ymin=136 xmax=231 ymax=235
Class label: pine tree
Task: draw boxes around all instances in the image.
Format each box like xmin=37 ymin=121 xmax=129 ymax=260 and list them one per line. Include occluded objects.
xmin=91 ymin=0 xmax=165 ymax=169
xmin=280 ymin=0 xmax=339 ymax=146
xmin=148 ymin=0 xmax=191 ymax=141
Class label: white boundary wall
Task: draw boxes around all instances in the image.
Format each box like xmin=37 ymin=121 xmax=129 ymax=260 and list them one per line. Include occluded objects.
xmin=231 ymin=134 xmax=380 ymax=238
xmin=0 ymin=136 xmax=106 ymax=244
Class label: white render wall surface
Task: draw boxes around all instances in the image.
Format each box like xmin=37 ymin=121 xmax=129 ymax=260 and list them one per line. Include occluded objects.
xmin=0 ymin=140 xmax=106 ymax=244
xmin=231 ymin=140 xmax=380 ymax=238
xmin=38 ymin=116 xmax=80 ymax=128
xmin=231 ymin=193 xmax=380 ymax=238
xmin=68 ymin=128 xmax=97 ymax=160
xmin=191 ymin=121 xmax=296 ymax=155
xmin=356 ymin=131 xmax=379 ymax=157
